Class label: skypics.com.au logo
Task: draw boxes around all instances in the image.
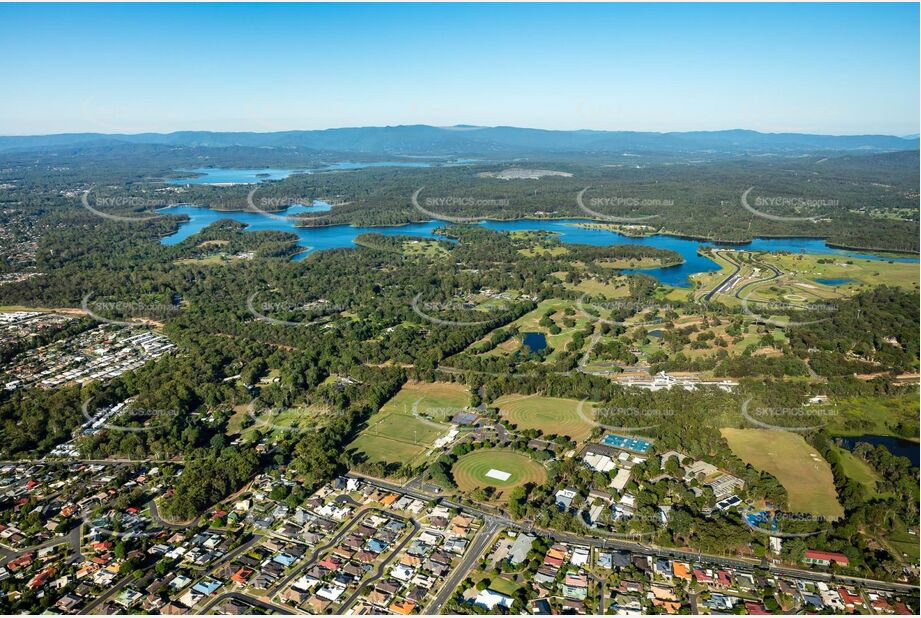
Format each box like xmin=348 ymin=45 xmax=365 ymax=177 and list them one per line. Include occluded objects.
xmin=81 ymin=398 xmax=179 ymax=434
xmin=244 ymin=399 xmax=338 ymax=436
xmin=81 ymin=189 xmax=176 ymax=222
xmin=246 ymin=292 xmax=343 ymax=328
xmin=576 ymin=187 xmax=665 ymax=223
xmin=411 ymin=187 xmax=508 ymax=223
xmin=245 ymin=184 xmax=331 ymax=224
xmin=587 ymin=402 xmax=674 ymax=433
xmin=740 ymin=187 xmax=836 ymax=223
xmin=81 ymin=293 xmax=181 ymax=326
xmin=739 ymin=398 xmax=837 ymax=433
xmin=576 ymin=296 xmax=678 ymax=328
xmin=740 ymin=294 xmax=837 ymax=328
xmin=743 ymin=510 xmax=829 ymax=539
xmin=410 ymin=293 xmax=514 ymax=328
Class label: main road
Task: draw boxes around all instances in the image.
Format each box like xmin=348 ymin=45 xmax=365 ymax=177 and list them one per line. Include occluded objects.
xmin=348 ymin=472 xmax=919 ymax=597
xmin=425 ymin=518 xmax=500 ymax=614
xmin=702 ymin=250 xmax=742 ymax=301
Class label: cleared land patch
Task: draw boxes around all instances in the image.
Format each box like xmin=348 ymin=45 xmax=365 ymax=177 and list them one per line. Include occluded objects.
xmin=348 ymin=411 xmax=451 ymax=466
xmin=379 ymin=380 xmax=470 ymax=421
xmin=693 ymin=250 xmax=919 ymax=308
xmin=721 ymin=428 xmax=843 ymax=519
xmin=347 ymin=381 xmax=462 ymax=466
xmin=452 ymin=449 xmax=547 ymax=499
xmin=495 ymin=393 xmax=597 ymax=441
xmin=232 ymin=402 xmax=332 ymax=439
xmin=833 ymin=446 xmax=884 ymax=498
xmin=824 ymin=393 xmax=920 ymax=439
xmin=347 ymin=432 xmax=429 ymax=465
xmin=502 ymin=299 xmax=595 ymax=361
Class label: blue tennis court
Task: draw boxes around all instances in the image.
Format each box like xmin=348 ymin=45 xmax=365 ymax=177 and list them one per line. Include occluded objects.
xmin=601 ymin=433 xmax=652 ymax=453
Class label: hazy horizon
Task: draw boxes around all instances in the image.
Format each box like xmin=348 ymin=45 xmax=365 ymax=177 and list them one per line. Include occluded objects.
xmin=1 ymin=123 xmax=918 ymax=139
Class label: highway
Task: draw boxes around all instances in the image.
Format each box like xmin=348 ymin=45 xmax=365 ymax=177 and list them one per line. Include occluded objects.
xmin=703 ymin=251 xmax=742 ymax=301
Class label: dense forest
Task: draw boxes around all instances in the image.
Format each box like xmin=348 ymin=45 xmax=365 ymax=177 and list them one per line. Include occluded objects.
xmin=1 ymin=144 xmax=918 ymax=252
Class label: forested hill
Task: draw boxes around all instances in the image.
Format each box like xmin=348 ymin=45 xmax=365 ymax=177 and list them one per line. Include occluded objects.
xmin=0 ymin=125 xmax=916 ymax=156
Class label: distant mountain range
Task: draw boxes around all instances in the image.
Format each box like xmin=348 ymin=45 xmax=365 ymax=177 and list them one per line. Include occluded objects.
xmin=0 ymin=125 xmax=916 ymax=156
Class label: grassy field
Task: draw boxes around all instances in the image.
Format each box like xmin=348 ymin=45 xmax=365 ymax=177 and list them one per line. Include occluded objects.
xmin=237 ymin=403 xmax=332 ymax=439
xmin=519 ymin=246 xmax=569 ymax=257
xmin=365 ymin=411 xmax=446 ymax=444
xmin=347 ymin=432 xmax=429 ymax=466
xmin=598 ymin=257 xmax=671 ymax=269
xmin=495 ymin=393 xmax=596 ymax=442
xmin=823 ymin=393 xmax=920 ymax=439
xmin=346 ymin=381 xmax=462 ymax=467
xmin=832 ymin=446 xmax=884 ymax=498
xmin=771 ymin=252 xmax=919 ymax=291
xmin=348 ymin=411 xmax=451 ymax=465
xmin=402 ymin=239 xmax=451 ymax=259
xmin=226 ymin=404 xmax=250 ymax=435
xmin=379 ymin=380 xmax=470 ymax=421
xmin=487 ymin=576 xmax=521 ymax=596
xmin=886 ymin=525 xmax=921 ymax=561
xmin=721 ymin=428 xmax=844 ymax=519
xmin=175 ymin=254 xmax=242 ymax=265
xmin=561 ymin=276 xmax=632 ymax=298
xmin=693 ymin=250 xmax=919 ymax=307
xmin=490 ymin=299 xmax=595 ymax=362
xmin=452 ymin=448 xmax=547 ymax=500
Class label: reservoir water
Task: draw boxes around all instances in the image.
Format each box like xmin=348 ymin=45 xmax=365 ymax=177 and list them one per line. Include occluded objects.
xmin=836 ymin=435 xmax=920 ymax=467
xmin=814 ymin=278 xmax=856 ymax=286
xmin=166 ymin=168 xmax=304 ymax=185
xmin=521 ymin=332 xmax=548 ymax=352
xmin=165 ymin=162 xmax=454 ymax=185
xmin=158 ymin=177 xmax=918 ymax=287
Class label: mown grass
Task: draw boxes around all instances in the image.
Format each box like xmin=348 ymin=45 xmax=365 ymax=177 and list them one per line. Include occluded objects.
xmin=452 ymin=448 xmax=547 ymax=500
xmin=721 ymin=428 xmax=843 ymax=519
xmin=495 ymin=393 xmax=596 ymax=442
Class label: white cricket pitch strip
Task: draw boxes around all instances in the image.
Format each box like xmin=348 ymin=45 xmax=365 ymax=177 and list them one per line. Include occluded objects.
xmin=485 ymin=469 xmax=512 ymax=481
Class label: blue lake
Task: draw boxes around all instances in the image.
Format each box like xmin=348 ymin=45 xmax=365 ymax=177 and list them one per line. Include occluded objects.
xmin=314 ymin=161 xmax=436 ymax=171
xmin=166 ymin=168 xmax=304 ymax=185
xmin=814 ymin=278 xmax=856 ymax=286
xmin=165 ymin=161 xmax=462 ymax=185
xmin=159 ymin=204 xmax=918 ymax=287
xmin=521 ymin=332 xmax=548 ymax=352
xmin=837 ymin=435 xmax=920 ymax=467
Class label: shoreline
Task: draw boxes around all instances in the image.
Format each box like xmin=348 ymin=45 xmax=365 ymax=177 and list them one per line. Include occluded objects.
xmin=158 ymin=207 xmax=920 ymax=259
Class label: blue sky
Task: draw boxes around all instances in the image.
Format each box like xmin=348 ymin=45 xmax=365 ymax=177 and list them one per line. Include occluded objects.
xmin=0 ymin=2 xmax=918 ymax=135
